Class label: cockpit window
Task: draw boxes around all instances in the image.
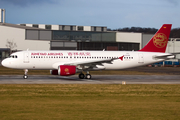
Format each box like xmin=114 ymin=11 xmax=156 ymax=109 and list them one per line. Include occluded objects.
xmin=9 ymin=55 xmax=18 ymax=58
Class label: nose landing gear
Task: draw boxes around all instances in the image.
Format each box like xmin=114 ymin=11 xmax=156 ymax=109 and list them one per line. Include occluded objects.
xmin=23 ymin=69 xmax=28 ymax=79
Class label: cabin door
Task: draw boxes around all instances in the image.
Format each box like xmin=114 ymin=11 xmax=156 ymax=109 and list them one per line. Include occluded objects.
xmin=24 ymin=52 xmax=29 ymax=63
xmin=138 ymin=53 xmax=144 ymax=63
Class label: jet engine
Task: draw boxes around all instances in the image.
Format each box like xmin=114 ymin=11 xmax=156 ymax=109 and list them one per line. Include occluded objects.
xmin=50 ymin=65 xmax=76 ymax=76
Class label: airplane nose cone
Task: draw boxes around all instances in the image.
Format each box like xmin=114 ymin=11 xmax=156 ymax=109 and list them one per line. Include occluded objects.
xmin=1 ymin=59 xmax=6 ymax=66
xmin=1 ymin=59 xmax=8 ymax=67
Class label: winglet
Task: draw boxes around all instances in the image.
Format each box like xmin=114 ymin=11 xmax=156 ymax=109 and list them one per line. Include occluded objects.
xmin=139 ymin=24 xmax=172 ymax=53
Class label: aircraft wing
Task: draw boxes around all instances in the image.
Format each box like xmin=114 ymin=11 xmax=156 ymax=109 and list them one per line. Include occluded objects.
xmin=65 ymin=58 xmax=119 ymax=70
xmin=52 ymin=58 xmax=121 ymax=70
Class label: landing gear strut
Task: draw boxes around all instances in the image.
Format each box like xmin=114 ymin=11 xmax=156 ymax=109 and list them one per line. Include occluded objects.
xmin=23 ymin=69 xmax=28 ymax=79
xmin=78 ymin=71 xmax=91 ymax=79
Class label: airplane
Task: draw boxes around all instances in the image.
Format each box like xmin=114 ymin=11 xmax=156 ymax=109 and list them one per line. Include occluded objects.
xmin=1 ymin=24 xmax=175 ymax=79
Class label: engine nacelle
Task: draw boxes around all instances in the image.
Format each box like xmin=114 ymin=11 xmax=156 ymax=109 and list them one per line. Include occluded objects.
xmin=50 ymin=65 xmax=76 ymax=76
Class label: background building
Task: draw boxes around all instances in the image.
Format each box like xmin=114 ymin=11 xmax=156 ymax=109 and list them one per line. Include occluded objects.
xmin=23 ymin=24 xmax=141 ymax=51
xmin=0 ymin=22 xmax=143 ymax=61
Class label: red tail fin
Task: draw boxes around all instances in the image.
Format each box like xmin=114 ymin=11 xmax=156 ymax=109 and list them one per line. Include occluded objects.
xmin=139 ymin=24 xmax=172 ymax=53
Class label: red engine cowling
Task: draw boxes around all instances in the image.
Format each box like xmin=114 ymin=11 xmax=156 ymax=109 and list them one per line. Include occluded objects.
xmin=50 ymin=65 xmax=76 ymax=76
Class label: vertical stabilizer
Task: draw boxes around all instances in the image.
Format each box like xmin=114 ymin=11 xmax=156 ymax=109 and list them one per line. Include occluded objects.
xmin=139 ymin=24 xmax=172 ymax=53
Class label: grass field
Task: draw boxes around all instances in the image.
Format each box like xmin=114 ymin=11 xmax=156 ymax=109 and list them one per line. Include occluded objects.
xmin=0 ymin=84 xmax=180 ymax=120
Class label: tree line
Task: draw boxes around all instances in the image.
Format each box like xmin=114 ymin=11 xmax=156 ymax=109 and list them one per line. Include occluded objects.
xmin=107 ymin=27 xmax=180 ymax=38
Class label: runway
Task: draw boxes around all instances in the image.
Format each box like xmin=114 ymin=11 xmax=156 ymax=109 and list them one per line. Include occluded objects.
xmin=0 ymin=75 xmax=180 ymax=84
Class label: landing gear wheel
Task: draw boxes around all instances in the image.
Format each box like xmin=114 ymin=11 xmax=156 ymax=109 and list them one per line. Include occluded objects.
xmin=79 ymin=73 xmax=85 ymax=79
xmin=23 ymin=75 xmax=28 ymax=79
xmin=86 ymin=74 xmax=91 ymax=79
xmin=23 ymin=69 xmax=28 ymax=79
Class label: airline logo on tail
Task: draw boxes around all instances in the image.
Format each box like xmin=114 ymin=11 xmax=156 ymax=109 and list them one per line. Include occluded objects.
xmin=153 ymin=33 xmax=167 ymax=48
xmin=139 ymin=24 xmax=172 ymax=53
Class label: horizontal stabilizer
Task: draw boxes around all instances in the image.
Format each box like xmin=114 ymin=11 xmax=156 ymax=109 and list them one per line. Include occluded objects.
xmin=154 ymin=54 xmax=175 ymax=59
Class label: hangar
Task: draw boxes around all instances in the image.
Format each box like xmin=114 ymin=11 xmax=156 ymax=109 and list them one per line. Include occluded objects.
xmin=0 ymin=22 xmax=147 ymax=61
xmin=23 ymin=23 xmax=141 ymax=51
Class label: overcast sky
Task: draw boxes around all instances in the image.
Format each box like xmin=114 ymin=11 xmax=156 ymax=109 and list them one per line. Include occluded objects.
xmin=0 ymin=0 xmax=180 ymax=29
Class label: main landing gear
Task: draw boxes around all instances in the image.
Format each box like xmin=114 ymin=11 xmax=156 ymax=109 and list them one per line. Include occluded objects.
xmin=79 ymin=72 xmax=91 ymax=79
xmin=23 ymin=69 xmax=28 ymax=79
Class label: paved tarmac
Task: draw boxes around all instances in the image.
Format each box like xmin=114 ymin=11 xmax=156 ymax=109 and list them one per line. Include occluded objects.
xmin=0 ymin=75 xmax=180 ymax=84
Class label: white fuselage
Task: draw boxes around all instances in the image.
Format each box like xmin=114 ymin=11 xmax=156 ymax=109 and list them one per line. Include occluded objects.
xmin=1 ymin=50 xmax=173 ymax=70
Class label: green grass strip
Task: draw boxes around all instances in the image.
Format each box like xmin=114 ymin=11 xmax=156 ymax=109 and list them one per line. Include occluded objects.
xmin=0 ymin=84 xmax=180 ymax=120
